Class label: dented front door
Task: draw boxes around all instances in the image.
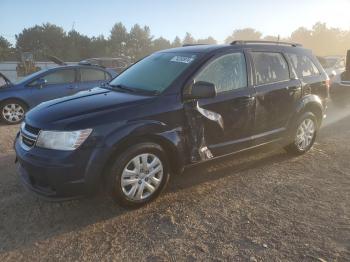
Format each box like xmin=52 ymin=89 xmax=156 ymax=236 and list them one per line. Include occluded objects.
xmin=193 ymin=52 xmax=256 ymax=157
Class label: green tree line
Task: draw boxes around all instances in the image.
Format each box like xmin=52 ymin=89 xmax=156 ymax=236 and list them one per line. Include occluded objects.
xmin=0 ymin=22 xmax=349 ymax=62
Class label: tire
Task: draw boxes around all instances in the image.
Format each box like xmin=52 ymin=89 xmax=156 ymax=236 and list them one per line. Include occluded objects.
xmin=107 ymin=142 xmax=170 ymax=208
xmin=284 ymin=112 xmax=318 ymax=155
xmin=0 ymin=100 xmax=27 ymax=125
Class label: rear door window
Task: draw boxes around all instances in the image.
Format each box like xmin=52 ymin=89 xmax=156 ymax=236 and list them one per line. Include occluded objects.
xmin=80 ymin=68 xmax=107 ymax=82
xmin=286 ymin=53 xmax=320 ymax=78
xmin=251 ymin=52 xmax=290 ymax=85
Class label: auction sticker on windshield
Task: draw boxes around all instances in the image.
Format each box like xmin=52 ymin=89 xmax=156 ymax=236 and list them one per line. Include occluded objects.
xmin=170 ymin=55 xmax=196 ymax=64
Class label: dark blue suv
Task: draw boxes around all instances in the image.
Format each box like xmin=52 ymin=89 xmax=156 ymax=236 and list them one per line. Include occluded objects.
xmin=15 ymin=41 xmax=329 ymax=207
xmin=0 ymin=65 xmax=117 ymax=124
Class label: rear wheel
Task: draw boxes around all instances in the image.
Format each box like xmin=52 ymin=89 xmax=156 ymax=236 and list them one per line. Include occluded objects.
xmin=285 ymin=112 xmax=318 ymax=155
xmin=1 ymin=100 xmax=27 ymax=125
xmin=107 ymin=143 xmax=170 ymax=207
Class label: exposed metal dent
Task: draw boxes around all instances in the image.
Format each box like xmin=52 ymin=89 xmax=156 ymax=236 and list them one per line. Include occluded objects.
xmin=195 ymin=103 xmax=224 ymax=130
xmin=184 ymin=101 xmax=224 ymax=163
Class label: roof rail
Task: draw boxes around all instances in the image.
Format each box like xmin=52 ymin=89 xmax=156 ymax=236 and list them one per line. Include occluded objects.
xmin=182 ymin=44 xmax=207 ymax=47
xmin=231 ymin=40 xmax=302 ymax=47
xmin=78 ymin=60 xmax=105 ymax=68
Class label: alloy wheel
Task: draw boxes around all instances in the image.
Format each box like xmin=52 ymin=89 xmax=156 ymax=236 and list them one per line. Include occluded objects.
xmin=295 ymin=118 xmax=315 ymax=151
xmin=2 ymin=103 xmax=25 ymax=123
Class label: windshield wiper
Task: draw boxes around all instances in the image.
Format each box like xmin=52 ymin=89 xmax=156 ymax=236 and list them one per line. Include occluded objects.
xmin=106 ymin=83 xmax=160 ymax=96
xmin=108 ymin=84 xmax=136 ymax=93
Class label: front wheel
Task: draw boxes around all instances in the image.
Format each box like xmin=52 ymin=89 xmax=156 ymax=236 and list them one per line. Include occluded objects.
xmin=107 ymin=143 xmax=170 ymax=207
xmin=1 ymin=100 xmax=27 ymax=125
xmin=285 ymin=112 xmax=318 ymax=155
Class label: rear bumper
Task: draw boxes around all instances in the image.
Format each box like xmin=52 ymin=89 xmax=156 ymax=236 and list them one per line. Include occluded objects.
xmin=14 ymin=137 xmax=110 ymax=200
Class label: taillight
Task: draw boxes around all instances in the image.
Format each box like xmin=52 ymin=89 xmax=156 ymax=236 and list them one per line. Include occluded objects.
xmin=325 ymin=79 xmax=330 ymax=89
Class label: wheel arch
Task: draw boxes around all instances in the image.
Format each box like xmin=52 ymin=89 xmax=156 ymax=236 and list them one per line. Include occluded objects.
xmin=101 ymin=128 xmax=187 ymax=183
xmin=0 ymin=97 xmax=29 ymax=110
xmin=294 ymin=94 xmax=324 ymax=128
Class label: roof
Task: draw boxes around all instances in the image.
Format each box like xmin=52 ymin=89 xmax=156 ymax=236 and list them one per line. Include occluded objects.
xmin=47 ymin=64 xmax=107 ymax=70
xmin=159 ymin=41 xmax=304 ymax=54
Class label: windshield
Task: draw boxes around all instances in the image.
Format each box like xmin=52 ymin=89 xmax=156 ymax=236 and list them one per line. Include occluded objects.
xmin=109 ymin=52 xmax=198 ymax=93
xmin=0 ymin=75 xmax=8 ymax=88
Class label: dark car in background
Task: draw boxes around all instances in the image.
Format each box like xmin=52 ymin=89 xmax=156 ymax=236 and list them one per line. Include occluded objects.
xmin=329 ymin=50 xmax=350 ymax=107
xmin=15 ymin=41 xmax=329 ymax=207
xmin=0 ymin=64 xmax=117 ymax=124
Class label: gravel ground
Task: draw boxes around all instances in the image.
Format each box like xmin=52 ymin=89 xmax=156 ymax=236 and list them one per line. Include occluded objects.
xmin=0 ymin=106 xmax=349 ymax=261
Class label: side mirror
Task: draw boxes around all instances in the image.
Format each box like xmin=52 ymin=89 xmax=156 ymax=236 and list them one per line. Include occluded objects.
xmin=36 ymin=78 xmax=47 ymax=88
xmin=183 ymin=81 xmax=217 ymax=100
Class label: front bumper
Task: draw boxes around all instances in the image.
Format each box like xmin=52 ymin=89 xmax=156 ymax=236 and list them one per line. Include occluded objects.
xmin=14 ymin=137 xmax=108 ymax=200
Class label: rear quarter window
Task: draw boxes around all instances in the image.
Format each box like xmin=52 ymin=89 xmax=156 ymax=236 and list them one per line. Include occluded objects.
xmin=286 ymin=53 xmax=320 ymax=78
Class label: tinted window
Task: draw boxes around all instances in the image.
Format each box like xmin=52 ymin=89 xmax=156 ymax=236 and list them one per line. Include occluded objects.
xmin=195 ymin=53 xmax=247 ymax=93
xmin=109 ymin=52 xmax=197 ymax=93
xmin=286 ymin=53 xmax=320 ymax=78
xmin=252 ymin=52 xmax=289 ymax=85
xmin=80 ymin=68 xmax=106 ymax=82
xmin=33 ymin=69 xmax=75 ymax=85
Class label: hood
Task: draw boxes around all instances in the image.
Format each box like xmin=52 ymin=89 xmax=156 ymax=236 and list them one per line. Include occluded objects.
xmin=26 ymin=87 xmax=154 ymax=127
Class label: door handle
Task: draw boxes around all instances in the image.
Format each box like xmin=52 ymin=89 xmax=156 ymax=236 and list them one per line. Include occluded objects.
xmin=236 ymin=96 xmax=255 ymax=106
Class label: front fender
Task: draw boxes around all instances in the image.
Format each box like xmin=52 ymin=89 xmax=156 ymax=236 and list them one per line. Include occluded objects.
xmin=84 ymin=120 xmax=187 ymax=185
xmin=107 ymin=120 xmax=187 ymax=170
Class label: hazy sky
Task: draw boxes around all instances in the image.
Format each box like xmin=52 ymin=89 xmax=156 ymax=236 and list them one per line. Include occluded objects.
xmin=1 ymin=0 xmax=350 ymax=44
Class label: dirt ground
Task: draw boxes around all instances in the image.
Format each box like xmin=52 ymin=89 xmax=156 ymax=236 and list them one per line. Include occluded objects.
xmin=0 ymin=105 xmax=349 ymax=261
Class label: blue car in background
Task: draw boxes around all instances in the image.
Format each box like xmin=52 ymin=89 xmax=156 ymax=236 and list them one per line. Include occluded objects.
xmin=0 ymin=65 xmax=117 ymax=124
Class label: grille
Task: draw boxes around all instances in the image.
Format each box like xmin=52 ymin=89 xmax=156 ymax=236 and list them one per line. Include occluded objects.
xmin=20 ymin=123 xmax=40 ymax=150
xmin=24 ymin=124 xmax=41 ymax=136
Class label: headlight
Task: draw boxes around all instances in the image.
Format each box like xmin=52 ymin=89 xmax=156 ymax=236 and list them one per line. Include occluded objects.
xmin=36 ymin=129 xmax=92 ymax=151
